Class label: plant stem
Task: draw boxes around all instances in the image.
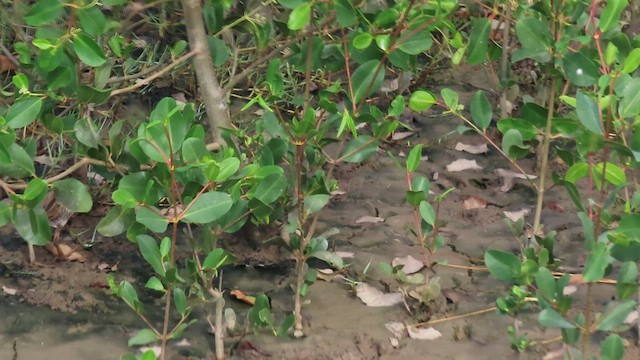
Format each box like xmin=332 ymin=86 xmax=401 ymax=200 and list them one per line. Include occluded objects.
xmin=582 ymin=282 xmax=593 ymax=357
xmin=532 ymin=78 xmax=556 ymax=239
xmin=499 ymin=3 xmax=512 ymax=119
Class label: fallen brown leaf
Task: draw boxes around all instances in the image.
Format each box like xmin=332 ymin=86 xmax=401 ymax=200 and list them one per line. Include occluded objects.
xmin=503 ymin=208 xmax=530 ymax=222
xmin=463 ymin=196 xmax=487 ymax=210
xmin=454 ymin=142 xmax=488 ymax=154
xmin=446 ymin=159 xmax=482 ymax=172
xmin=355 ymin=283 xmax=403 ymax=307
xmin=356 ymin=216 xmax=385 ymax=224
xmin=407 ymin=326 xmax=442 ymax=340
xmin=391 ymin=255 xmax=424 ymax=274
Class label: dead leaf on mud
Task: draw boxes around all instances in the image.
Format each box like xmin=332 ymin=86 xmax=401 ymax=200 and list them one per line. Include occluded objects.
xmin=175 ymin=339 xmax=191 ymax=347
xmin=355 ymin=283 xmax=403 ymax=307
xmin=2 ymin=286 xmax=18 ymax=295
xmin=495 ymin=168 xmax=537 ymax=192
xmin=545 ymin=202 xmax=565 ymax=212
xmin=356 ymin=216 xmax=385 ymax=224
xmin=45 ymin=244 xmax=86 ymax=262
xmin=407 ymin=326 xmax=442 ymax=340
xmin=543 ymin=348 xmax=565 ymax=360
xmin=503 ymin=208 xmax=530 ymax=222
xmin=391 ymin=255 xmax=424 ymax=275
xmin=625 ymin=310 xmax=638 ymax=325
xmin=230 ymin=290 xmax=256 ymax=305
xmin=463 ymin=196 xmax=487 ymax=210
xmin=334 ymin=251 xmax=355 ymax=258
xmin=454 ymin=142 xmax=488 ymax=154
xmin=445 ymin=159 xmax=482 ymax=172
xmin=562 ymin=285 xmax=577 ymax=296
xmin=385 ymin=321 xmax=407 ymax=339
xmin=391 ymin=131 xmax=415 ymax=141
xmin=568 ymin=273 xmax=587 ymax=286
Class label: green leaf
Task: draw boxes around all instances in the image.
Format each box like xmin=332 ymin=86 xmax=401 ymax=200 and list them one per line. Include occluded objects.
xmin=597 ymin=301 xmax=636 ymax=331
xmin=353 ymin=33 xmax=373 ymax=49
xmin=311 ymin=250 xmax=344 ymax=269
xmin=619 ymin=78 xmax=640 ymax=118
xmin=77 ymin=85 xmax=111 ymax=105
xmin=202 ymin=248 xmax=236 ymax=270
xmin=409 ymin=90 xmax=436 ymax=111
xmin=173 ymin=287 xmax=187 ymax=316
xmin=24 ymin=0 xmax=63 ymax=26
xmin=334 ymin=0 xmax=356 ymax=27
xmin=575 ymin=90 xmax=603 ymax=134
xmin=388 ymin=95 xmax=405 ymax=117
xmin=538 ymin=308 xmax=576 ymax=329
xmin=470 ymin=91 xmax=492 ymax=130
xmin=207 ymin=36 xmax=229 ymax=67
xmin=406 ymin=144 xmax=423 ymax=173
xmin=181 ymin=137 xmax=208 ymax=163
xmin=304 ymin=194 xmax=330 ymax=215
xmin=501 ymin=128 xmax=530 ymax=158
xmin=419 ymin=201 xmax=435 ymax=225
xmin=2 ymin=143 xmax=35 ymax=177
xmin=72 ymin=32 xmax=107 ymax=67
xmin=374 ymin=8 xmax=398 ymax=28
xmin=135 ymin=207 xmax=169 ymax=233
xmin=6 ymin=97 xmax=42 ymax=129
xmin=616 ymin=262 xmax=638 ymax=300
xmin=128 ymin=329 xmax=158 ymax=346
xmin=397 ymin=30 xmax=432 ymax=55
xmin=24 ymin=178 xmax=48 ymax=202
xmin=12 ymin=73 xmax=29 ymax=91
xmin=601 ymin=334 xmax=624 ymax=360
xmin=14 ymin=207 xmax=51 ymax=245
xmin=77 ymin=6 xmax=107 ymax=36
xmin=265 ymin=59 xmax=284 ymax=97
xmin=535 ymin=267 xmax=556 ymax=299
xmin=565 ymin=162 xmax=589 ymax=183
xmin=288 ymin=2 xmax=311 ymax=30
xmin=350 ymin=60 xmax=385 ymax=104
xmin=583 ymin=242 xmax=609 ymax=282
xmin=621 ymin=48 xmax=640 ymax=74
xmin=216 ymin=157 xmax=241 ymax=182
xmin=440 ymin=88 xmax=459 ymax=110
xmin=340 ymin=135 xmax=377 ymax=163
xmin=593 ymin=162 xmax=626 ymax=186
xmin=512 ymin=17 xmax=552 ymax=63
xmin=254 ymin=173 xmax=286 ymax=204
xmin=0 ymin=203 xmax=11 ymax=227
xmin=136 ymin=234 xmax=165 ymax=276
xmin=52 ymin=178 xmax=93 ymax=213
xmin=467 ymin=18 xmax=491 ymax=64
xmin=562 ymin=53 xmax=598 ymax=87
xmin=97 ymin=206 xmax=133 ymax=237
xmin=74 ymin=117 xmax=101 ymax=148
xmin=182 ymin=192 xmax=233 ymax=224
xmin=145 ymin=277 xmax=165 ymax=292
xmin=484 ymin=250 xmax=521 ymax=282
xmin=599 ymin=0 xmax=628 ymax=33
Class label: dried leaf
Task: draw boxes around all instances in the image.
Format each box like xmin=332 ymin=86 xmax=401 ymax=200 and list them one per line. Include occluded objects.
xmin=2 ymin=286 xmax=18 ymax=295
xmin=454 ymin=142 xmax=488 ymax=154
xmin=334 ymin=251 xmax=355 ymax=258
xmin=391 ymin=131 xmax=415 ymax=141
xmin=445 ymin=159 xmax=482 ymax=172
xmin=230 ymin=289 xmax=256 ymax=305
xmin=624 ymin=310 xmax=638 ymax=325
xmin=224 ymin=308 xmax=237 ymax=331
xmin=562 ymin=285 xmax=578 ymax=296
xmin=568 ymin=273 xmax=587 ymax=286
xmin=407 ymin=326 xmax=442 ymax=340
xmin=543 ymin=348 xmax=565 ymax=360
xmin=391 ymin=255 xmax=424 ymax=274
xmin=385 ymin=321 xmax=407 ymax=339
xmin=356 ymin=216 xmax=385 ymax=224
xmin=545 ymin=202 xmax=565 ymax=212
xmin=463 ymin=196 xmax=487 ymax=210
xmin=175 ymin=339 xmax=191 ymax=347
xmin=503 ymin=208 xmax=530 ymax=222
xmin=45 ymin=244 xmax=86 ymax=262
xmin=495 ymin=168 xmax=537 ymax=180
xmin=355 ymin=283 xmax=403 ymax=307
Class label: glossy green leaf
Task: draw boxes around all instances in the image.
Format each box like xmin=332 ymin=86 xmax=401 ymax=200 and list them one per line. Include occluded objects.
xmin=77 ymin=85 xmax=111 ymax=105
xmin=207 ymin=36 xmax=229 ymax=67
xmin=575 ymin=90 xmax=603 ymax=134
xmin=216 ymin=157 xmax=241 ymax=181
xmin=311 ymin=250 xmax=344 ymax=269
xmin=374 ymin=8 xmax=399 ymax=28
xmin=340 ymin=135 xmax=377 ymax=163
xmin=136 ymin=234 xmax=165 ymax=276
xmin=97 ymin=206 xmax=134 ymax=237
xmin=470 ymin=91 xmax=492 ymax=130
xmin=145 ymin=277 xmax=165 ymax=292
xmin=304 ymin=194 xmax=330 ymax=215
xmin=24 ymin=0 xmax=63 ymax=26
xmin=388 ymin=95 xmax=405 ymax=117
xmin=0 ymin=203 xmax=11 ymax=227
xmin=14 ymin=207 xmax=51 ymax=245
xmin=182 ymin=192 xmax=232 ymax=224
xmin=52 ymin=178 xmax=93 ymax=213
xmin=619 ymin=78 xmax=640 ymax=118
xmin=597 ymin=301 xmax=636 ymax=331
xmin=409 ymin=90 xmax=436 ymax=111
xmin=565 ymin=162 xmax=589 ymax=183
xmin=136 ymin=207 xmax=169 ymax=233
xmin=2 ymin=143 xmax=35 ymax=177
xmin=202 ymin=248 xmax=236 ymax=269
xmin=72 ymin=32 xmax=106 ymax=67
xmin=397 ymin=31 xmax=432 ymax=55
xmin=265 ymin=59 xmax=284 ymax=97
xmin=467 ymin=18 xmax=491 ymax=64
xmin=128 ymin=329 xmax=158 ymax=346
xmin=77 ymin=6 xmax=107 ymax=36
xmin=512 ymin=17 xmax=552 ymax=63
xmin=616 ymin=262 xmax=638 ymax=300
xmin=419 ymin=201 xmax=435 ymax=225
xmin=599 ymin=0 xmax=628 ymax=33
xmin=406 ymin=144 xmax=423 ymax=173
xmin=535 ymin=267 xmax=556 ymax=299
xmin=621 ymin=48 xmax=640 ymax=74
xmin=6 ymin=97 xmax=42 ymax=129
xmin=583 ymin=241 xmax=609 ymax=282
xmin=74 ymin=117 xmax=101 ymax=148
xmin=334 ymin=0 xmax=356 ymax=27
xmin=181 ymin=137 xmax=208 ymax=163
xmin=353 ymin=33 xmax=373 ymax=49
xmin=12 ymin=73 xmax=28 ymax=90
xmin=502 ymin=128 xmax=530 ymax=158
xmin=24 ymin=178 xmax=48 ymax=202
xmin=484 ymin=250 xmax=520 ymax=282
xmin=254 ymin=173 xmax=286 ymax=204
xmin=288 ymin=2 xmax=311 ymax=30
xmin=563 ymin=53 xmax=598 ymax=87
xmin=351 ymin=60 xmax=385 ymax=104
xmin=538 ymin=308 xmax=575 ymax=329
xmin=440 ymin=88 xmax=459 ymax=110
xmin=601 ymin=334 xmax=624 ymax=360
xmin=173 ymin=287 xmax=187 ymax=316
xmin=593 ymin=162 xmax=626 ymax=186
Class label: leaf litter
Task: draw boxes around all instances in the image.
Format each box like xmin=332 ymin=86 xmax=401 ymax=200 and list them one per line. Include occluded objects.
xmin=355 ymin=283 xmax=403 ymax=307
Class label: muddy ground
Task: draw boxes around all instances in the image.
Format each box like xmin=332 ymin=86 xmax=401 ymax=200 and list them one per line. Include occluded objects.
xmin=1 ymin=69 xmax=639 ymax=359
